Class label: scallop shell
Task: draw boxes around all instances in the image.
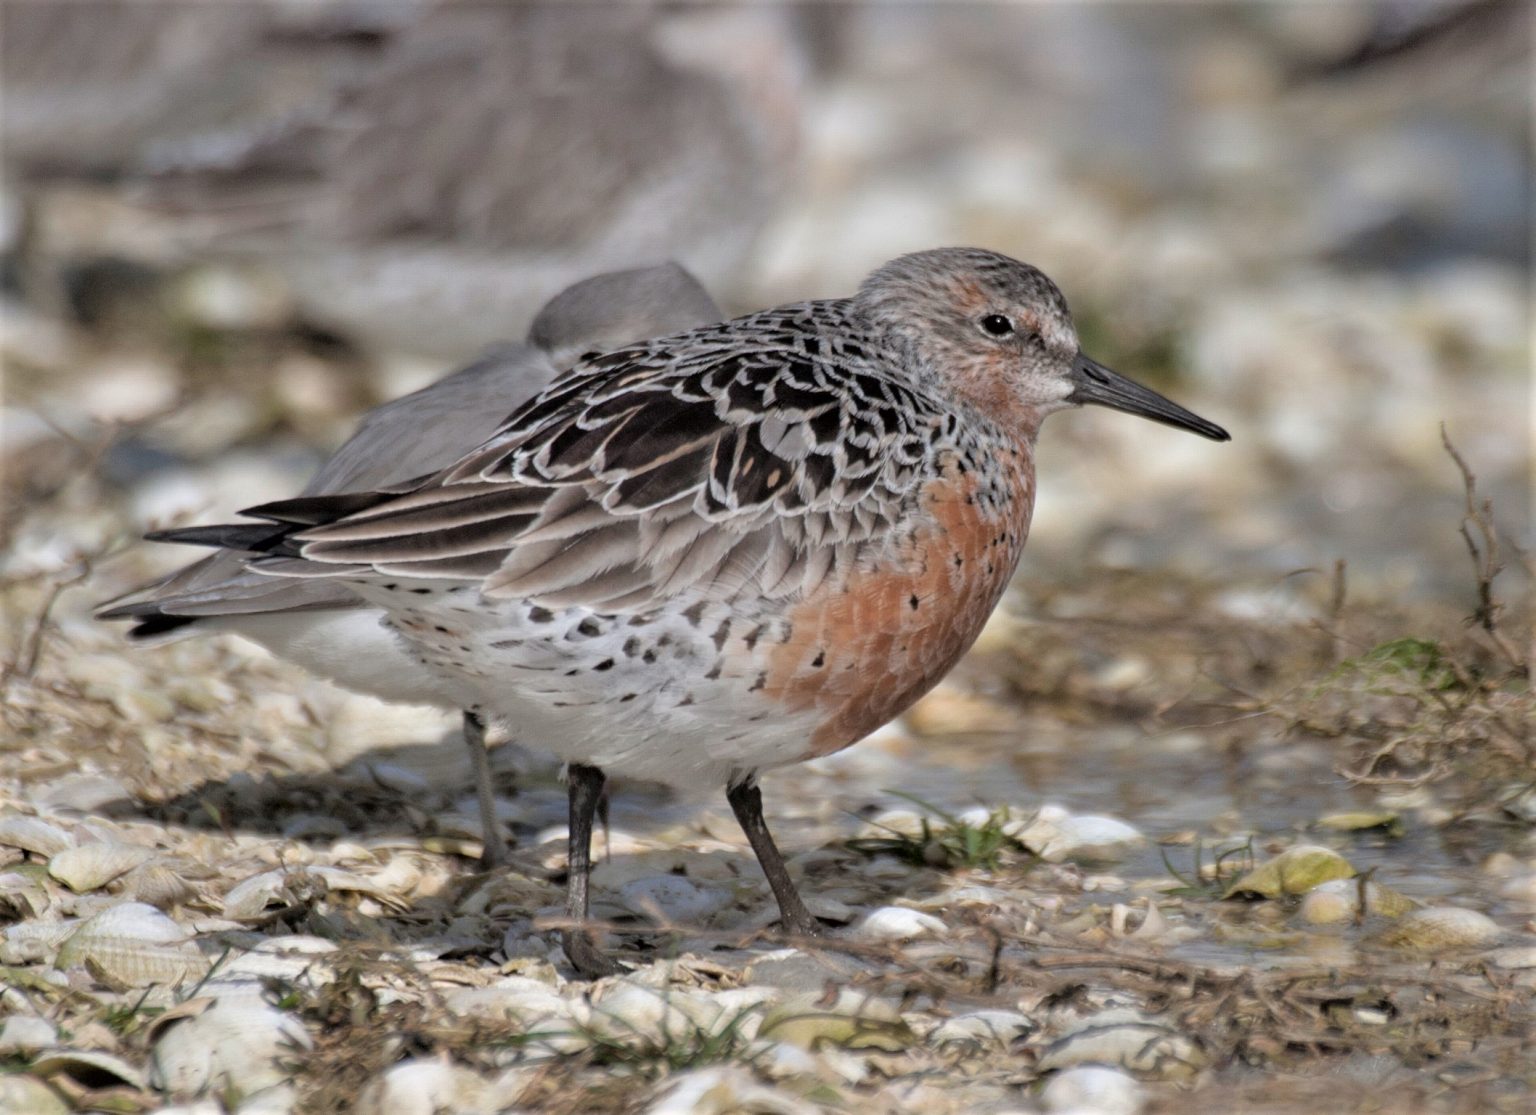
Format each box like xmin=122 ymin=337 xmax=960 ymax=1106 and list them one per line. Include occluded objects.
xmin=48 ymin=842 xmax=153 ymax=893
xmin=0 ymin=816 xmax=75 ymax=858
xmin=55 ymin=901 xmax=207 ymax=990
xmin=120 ymin=862 xmax=198 ymax=908
xmin=150 ymin=995 xmax=314 ymax=1097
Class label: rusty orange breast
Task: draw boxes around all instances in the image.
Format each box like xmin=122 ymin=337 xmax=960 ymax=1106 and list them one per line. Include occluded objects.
xmin=762 ymin=449 xmax=1034 ymax=754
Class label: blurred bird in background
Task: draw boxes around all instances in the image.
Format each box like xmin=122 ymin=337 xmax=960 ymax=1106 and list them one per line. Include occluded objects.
xmin=2 ymin=1 xmax=804 ymax=360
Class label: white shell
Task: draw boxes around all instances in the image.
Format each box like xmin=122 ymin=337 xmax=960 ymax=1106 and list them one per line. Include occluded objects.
xmin=55 ymin=901 xmax=207 ymax=990
xmin=1042 ymin=1065 xmax=1147 ymax=1115
xmin=150 ymin=995 xmax=314 ymax=1097
xmin=1013 ymin=811 xmax=1145 ymax=863
xmin=0 ymin=919 xmax=78 ymax=964
xmin=0 ymin=1076 xmax=70 ymax=1115
xmin=219 ymin=934 xmax=339 ymax=987
xmin=353 ymin=1057 xmax=498 ymax=1115
xmin=0 ymin=816 xmax=75 ymax=857
xmin=1038 ymin=1008 xmax=1204 ymax=1081
xmin=0 ymin=1014 xmax=58 ymax=1055
xmin=48 ymin=842 xmax=153 ymax=892
xmin=852 ymin=906 xmax=948 ymax=941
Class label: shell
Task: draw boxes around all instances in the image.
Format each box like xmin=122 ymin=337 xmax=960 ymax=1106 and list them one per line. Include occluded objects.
xmin=928 ymin=1010 xmax=1032 ymax=1049
xmin=47 ymin=842 xmax=153 ymax=892
xmin=1042 ymin=1065 xmax=1146 ymax=1115
xmin=0 ymin=1075 xmax=71 ymax=1115
xmin=757 ymin=990 xmax=914 ymax=1052
xmin=0 ymin=816 xmax=75 ymax=858
xmin=353 ymin=1058 xmax=498 ymax=1115
xmin=1374 ymin=907 xmax=1503 ymax=951
xmin=150 ymin=995 xmax=314 ymax=1097
xmin=219 ymin=934 xmax=339 ymax=987
xmin=1037 ymin=1008 xmax=1205 ymax=1082
xmin=852 ymin=906 xmax=948 ymax=942
xmin=1013 ymin=808 xmax=1145 ymax=863
xmin=120 ymin=861 xmax=198 ymax=908
xmin=1223 ymin=844 xmax=1354 ymax=899
xmin=1 ymin=920 xmax=79 ymax=964
xmin=55 ymin=901 xmax=207 ymax=990
xmin=30 ymin=1047 xmax=145 ymax=1090
xmin=0 ymin=1014 xmax=58 ymax=1055
xmin=1297 ymin=878 xmax=1419 ymax=925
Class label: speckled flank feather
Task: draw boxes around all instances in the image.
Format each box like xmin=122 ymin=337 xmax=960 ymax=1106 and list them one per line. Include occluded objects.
xmin=200 ymin=249 xmax=1122 ymax=785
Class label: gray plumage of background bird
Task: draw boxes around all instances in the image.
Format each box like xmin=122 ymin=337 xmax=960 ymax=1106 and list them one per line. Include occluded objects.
xmin=98 ymin=262 xmax=724 ymax=864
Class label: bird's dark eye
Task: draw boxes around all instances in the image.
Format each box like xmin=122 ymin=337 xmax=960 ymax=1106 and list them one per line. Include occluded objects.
xmin=980 ymin=314 xmax=1014 ymax=337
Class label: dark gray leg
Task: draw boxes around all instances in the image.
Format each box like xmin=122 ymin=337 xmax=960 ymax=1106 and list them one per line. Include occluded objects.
xmin=463 ymin=711 xmax=506 ymax=868
xmin=564 ymin=763 xmax=624 ymax=977
xmin=727 ymin=777 xmax=822 ymax=938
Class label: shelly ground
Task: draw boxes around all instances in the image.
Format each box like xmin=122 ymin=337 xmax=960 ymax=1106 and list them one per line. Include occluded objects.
xmin=1 ymin=404 xmax=1532 ymax=1112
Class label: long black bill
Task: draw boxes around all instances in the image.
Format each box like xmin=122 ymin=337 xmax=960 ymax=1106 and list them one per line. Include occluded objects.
xmin=1068 ymin=353 xmax=1229 ymax=442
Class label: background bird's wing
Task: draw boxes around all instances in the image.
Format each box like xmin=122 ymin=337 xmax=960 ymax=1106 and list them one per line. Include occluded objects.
xmin=248 ymin=307 xmax=943 ymax=611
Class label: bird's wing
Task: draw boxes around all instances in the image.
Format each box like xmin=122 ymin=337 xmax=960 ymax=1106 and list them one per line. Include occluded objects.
xmin=244 ymin=305 xmax=945 ymax=612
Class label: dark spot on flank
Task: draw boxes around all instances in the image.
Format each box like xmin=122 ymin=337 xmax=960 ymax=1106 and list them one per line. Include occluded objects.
xmin=528 ymin=606 xmax=555 ymax=623
xmin=811 ymin=651 xmax=825 ymax=668
xmin=952 ymin=554 xmax=964 ymax=568
xmin=577 ymin=618 xmax=601 ymax=638
xmin=383 ymin=583 xmax=398 ymax=591
xmin=749 ymin=671 xmax=767 ymax=692
xmin=623 ymin=637 xmax=640 ymax=657
xmin=909 ymin=594 xmax=920 ymax=610
xmin=712 ymin=619 xmax=732 ymax=651
xmin=434 ymin=625 xmax=450 ymax=634
xmin=594 ymin=659 xmax=615 ymax=671
xmin=642 ymin=650 xmax=657 ymax=664
xmin=683 ymin=600 xmax=709 ymax=625
xmin=743 ymin=624 xmax=765 ymax=651
xmin=411 ymin=587 xmax=433 ymax=595
xmin=705 ymin=663 xmax=722 ymax=681
xmin=620 ymin=693 xmax=637 ymax=702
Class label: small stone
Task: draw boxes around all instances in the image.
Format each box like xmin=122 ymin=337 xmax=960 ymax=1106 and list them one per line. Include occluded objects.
xmin=1042 ymin=1065 xmax=1147 ymax=1115
xmin=1315 ymin=811 xmax=1403 ymax=836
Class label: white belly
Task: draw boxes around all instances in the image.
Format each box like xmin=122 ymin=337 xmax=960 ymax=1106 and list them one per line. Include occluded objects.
xmin=355 ymin=583 xmax=825 ymax=789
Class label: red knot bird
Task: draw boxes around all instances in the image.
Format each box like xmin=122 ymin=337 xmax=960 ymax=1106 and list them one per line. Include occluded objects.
xmin=147 ymin=247 xmax=1228 ymax=976
xmin=98 ymin=263 xmax=722 ymax=866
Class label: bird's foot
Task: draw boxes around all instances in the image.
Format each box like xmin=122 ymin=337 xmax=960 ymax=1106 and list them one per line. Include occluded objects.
xmin=563 ymin=929 xmax=627 ymax=979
